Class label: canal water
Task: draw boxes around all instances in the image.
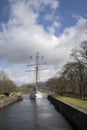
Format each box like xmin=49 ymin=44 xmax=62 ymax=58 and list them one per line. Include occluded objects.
xmin=0 ymin=95 xmax=76 ymax=130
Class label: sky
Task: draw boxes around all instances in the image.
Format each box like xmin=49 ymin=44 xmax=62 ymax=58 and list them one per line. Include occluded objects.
xmin=0 ymin=0 xmax=87 ymax=85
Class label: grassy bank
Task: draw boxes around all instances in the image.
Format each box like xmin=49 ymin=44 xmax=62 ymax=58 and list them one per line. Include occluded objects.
xmin=0 ymin=95 xmax=7 ymax=100
xmin=56 ymin=96 xmax=87 ymax=112
xmin=0 ymin=93 xmax=23 ymax=109
xmin=0 ymin=92 xmax=22 ymax=101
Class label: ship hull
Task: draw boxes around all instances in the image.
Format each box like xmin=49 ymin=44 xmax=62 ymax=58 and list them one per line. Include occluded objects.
xmin=30 ymin=91 xmax=42 ymax=99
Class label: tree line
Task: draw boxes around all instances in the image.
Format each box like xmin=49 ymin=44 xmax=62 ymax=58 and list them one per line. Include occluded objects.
xmin=47 ymin=41 xmax=87 ymax=99
xmin=0 ymin=69 xmax=31 ymax=94
xmin=0 ymin=70 xmax=16 ymax=94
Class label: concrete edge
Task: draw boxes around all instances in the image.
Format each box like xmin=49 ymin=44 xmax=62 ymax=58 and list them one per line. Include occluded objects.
xmin=0 ymin=95 xmax=23 ymax=108
xmin=48 ymin=95 xmax=87 ymax=130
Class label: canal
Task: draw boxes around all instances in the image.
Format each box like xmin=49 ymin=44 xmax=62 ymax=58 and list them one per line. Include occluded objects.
xmin=0 ymin=95 xmax=76 ymax=130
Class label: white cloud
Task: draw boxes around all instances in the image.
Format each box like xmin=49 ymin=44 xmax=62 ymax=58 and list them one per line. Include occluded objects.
xmin=47 ymin=21 xmax=61 ymax=34
xmin=0 ymin=0 xmax=87 ymax=85
xmin=53 ymin=21 xmax=61 ymax=28
xmin=42 ymin=0 xmax=59 ymax=10
xmin=0 ymin=0 xmax=59 ymax=64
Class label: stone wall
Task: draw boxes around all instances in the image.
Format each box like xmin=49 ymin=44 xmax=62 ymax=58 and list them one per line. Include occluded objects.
xmin=48 ymin=95 xmax=87 ymax=130
xmin=0 ymin=95 xmax=23 ymax=108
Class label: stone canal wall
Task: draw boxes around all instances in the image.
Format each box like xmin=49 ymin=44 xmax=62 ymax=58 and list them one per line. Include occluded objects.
xmin=48 ymin=95 xmax=87 ymax=130
xmin=0 ymin=95 xmax=23 ymax=108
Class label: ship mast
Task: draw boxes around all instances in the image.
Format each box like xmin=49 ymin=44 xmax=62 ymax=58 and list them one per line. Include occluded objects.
xmin=26 ymin=52 xmax=46 ymax=92
xmin=36 ymin=52 xmax=39 ymax=90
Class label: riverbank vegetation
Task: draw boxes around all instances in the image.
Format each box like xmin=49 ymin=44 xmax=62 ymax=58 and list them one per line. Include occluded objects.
xmin=0 ymin=69 xmax=32 ymax=94
xmin=0 ymin=69 xmax=30 ymax=100
xmin=0 ymin=70 xmax=16 ymax=94
xmin=47 ymin=41 xmax=87 ymax=99
xmin=0 ymin=69 xmax=17 ymax=100
xmin=0 ymin=94 xmax=7 ymax=100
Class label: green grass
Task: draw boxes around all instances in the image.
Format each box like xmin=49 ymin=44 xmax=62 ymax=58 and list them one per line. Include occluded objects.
xmin=56 ymin=96 xmax=87 ymax=112
xmin=0 ymin=95 xmax=8 ymax=100
xmin=0 ymin=93 xmax=15 ymax=101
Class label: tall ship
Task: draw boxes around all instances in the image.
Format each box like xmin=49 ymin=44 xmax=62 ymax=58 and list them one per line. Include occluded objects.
xmin=27 ymin=52 xmax=46 ymax=99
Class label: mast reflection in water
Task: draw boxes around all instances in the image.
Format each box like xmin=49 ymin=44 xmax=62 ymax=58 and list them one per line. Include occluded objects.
xmin=0 ymin=94 xmax=77 ymax=130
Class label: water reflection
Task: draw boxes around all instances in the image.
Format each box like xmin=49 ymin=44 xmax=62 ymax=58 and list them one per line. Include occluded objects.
xmin=0 ymin=94 xmax=76 ymax=130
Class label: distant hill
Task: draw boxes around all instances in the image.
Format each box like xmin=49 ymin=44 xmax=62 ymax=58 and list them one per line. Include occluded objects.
xmin=21 ymin=81 xmax=48 ymax=89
